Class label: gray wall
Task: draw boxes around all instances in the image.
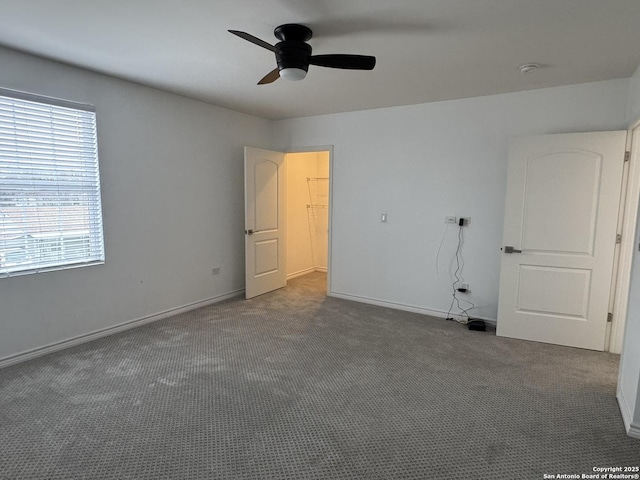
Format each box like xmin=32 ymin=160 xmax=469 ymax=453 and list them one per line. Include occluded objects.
xmin=0 ymin=47 xmax=273 ymax=361
xmin=619 ymin=64 xmax=640 ymax=435
xmin=627 ymin=65 xmax=640 ymax=125
xmin=619 ymin=191 xmax=640 ymax=431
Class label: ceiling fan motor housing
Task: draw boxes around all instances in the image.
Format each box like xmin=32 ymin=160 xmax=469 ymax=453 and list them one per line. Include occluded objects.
xmin=276 ymin=41 xmax=312 ymax=73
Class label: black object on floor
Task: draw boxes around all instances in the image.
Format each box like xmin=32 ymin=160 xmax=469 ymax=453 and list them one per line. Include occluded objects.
xmin=467 ymin=319 xmax=487 ymax=331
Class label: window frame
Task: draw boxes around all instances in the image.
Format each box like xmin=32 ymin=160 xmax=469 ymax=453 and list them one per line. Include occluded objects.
xmin=0 ymin=88 xmax=105 ymax=278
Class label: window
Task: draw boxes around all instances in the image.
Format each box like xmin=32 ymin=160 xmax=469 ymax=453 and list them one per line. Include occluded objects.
xmin=0 ymin=88 xmax=104 ymax=277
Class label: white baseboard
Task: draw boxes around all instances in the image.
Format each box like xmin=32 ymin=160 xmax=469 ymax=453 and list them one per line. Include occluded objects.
xmin=327 ymin=291 xmax=497 ymax=325
xmin=0 ymin=289 xmax=245 ymax=369
xmin=287 ymin=267 xmax=317 ymax=280
xmin=287 ymin=267 xmax=327 ymax=279
xmin=616 ymin=388 xmax=640 ymax=439
xmin=617 ymin=388 xmax=633 ymax=432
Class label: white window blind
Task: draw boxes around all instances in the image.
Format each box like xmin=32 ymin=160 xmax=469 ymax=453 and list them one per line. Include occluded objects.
xmin=0 ymin=89 xmax=104 ymax=277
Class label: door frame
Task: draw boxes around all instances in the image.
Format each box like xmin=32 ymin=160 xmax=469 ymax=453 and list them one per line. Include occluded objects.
xmin=285 ymin=145 xmax=334 ymax=295
xmin=609 ymin=121 xmax=640 ymax=353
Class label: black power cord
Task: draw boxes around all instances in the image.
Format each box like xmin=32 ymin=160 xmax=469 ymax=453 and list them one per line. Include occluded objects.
xmin=445 ymin=220 xmax=475 ymax=323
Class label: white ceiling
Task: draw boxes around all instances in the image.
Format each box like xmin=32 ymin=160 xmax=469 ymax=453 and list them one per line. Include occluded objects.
xmin=0 ymin=0 xmax=639 ymax=120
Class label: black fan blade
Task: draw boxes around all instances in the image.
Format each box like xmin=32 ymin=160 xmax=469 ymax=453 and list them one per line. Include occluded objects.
xmin=258 ymin=68 xmax=280 ymax=85
xmin=309 ymin=54 xmax=376 ymax=70
xmin=228 ymin=30 xmax=278 ymax=52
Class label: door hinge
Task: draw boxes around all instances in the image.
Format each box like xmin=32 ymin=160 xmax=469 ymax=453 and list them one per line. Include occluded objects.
xmin=616 ymin=233 xmax=622 ymax=244
xmin=607 ymin=312 xmax=613 ymax=323
xmin=625 ymin=151 xmax=631 ymax=162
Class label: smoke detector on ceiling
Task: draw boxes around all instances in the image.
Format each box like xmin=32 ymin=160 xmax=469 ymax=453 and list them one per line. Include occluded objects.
xmin=519 ymin=63 xmax=539 ymax=74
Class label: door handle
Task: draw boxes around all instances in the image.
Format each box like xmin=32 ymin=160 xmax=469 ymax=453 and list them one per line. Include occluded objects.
xmin=245 ymin=229 xmax=254 ymax=235
xmin=503 ymin=246 xmax=522 ymax=254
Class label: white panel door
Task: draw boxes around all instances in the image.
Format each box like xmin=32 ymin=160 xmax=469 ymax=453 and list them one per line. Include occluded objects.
xmin=497 ymin=132 xmax=626 ymax=350
xmin=245 ymin=147 xmax=286 ymax=299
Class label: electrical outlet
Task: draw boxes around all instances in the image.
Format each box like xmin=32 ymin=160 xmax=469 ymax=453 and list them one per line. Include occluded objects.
xmin=211 ymin=267 xmax=221 ymax=275
xmin=460 ymin=217 xmax=471 ymax=226
xmin=445 ymin=216 xmax=457 ymax=224
xmin=459 ymin=282 xmax=469 ymax=291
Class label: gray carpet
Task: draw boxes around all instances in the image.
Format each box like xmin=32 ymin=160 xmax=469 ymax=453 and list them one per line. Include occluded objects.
xmin=0 ymin=272 xmax=638 ymax=479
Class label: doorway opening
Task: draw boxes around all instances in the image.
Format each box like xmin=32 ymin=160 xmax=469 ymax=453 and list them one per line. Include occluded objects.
xmin=285 ymin=150 xmax=330 ymax=294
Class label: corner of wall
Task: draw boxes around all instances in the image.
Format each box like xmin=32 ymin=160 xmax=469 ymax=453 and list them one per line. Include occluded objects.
xmin=617 ymin=385 xmax=634 ymax=432
xmin=627 ymin=64 xmax=640 ymax=126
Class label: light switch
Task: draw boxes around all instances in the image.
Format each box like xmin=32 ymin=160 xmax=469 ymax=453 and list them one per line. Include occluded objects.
xmin=381 ymin=213 xmax=387 ymax=223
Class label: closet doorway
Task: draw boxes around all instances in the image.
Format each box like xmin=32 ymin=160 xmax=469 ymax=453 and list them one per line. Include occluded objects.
xmin=285 ymin=150 xmax=331 ymax=293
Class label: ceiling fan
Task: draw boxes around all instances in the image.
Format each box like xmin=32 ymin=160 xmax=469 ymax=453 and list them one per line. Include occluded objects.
xmin=229 ymin=23 xmax=376 ymax=85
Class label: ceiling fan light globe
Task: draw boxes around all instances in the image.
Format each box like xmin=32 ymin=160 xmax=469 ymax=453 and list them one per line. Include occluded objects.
xmin=279 ymin=68 xmax=307 ymax=81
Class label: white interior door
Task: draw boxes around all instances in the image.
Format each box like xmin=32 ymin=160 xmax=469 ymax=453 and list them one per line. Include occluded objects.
xmin=244 ymin=147 xmax=286 ymax=299
xmin=497 ymin=132 xmax=626 ymax=350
